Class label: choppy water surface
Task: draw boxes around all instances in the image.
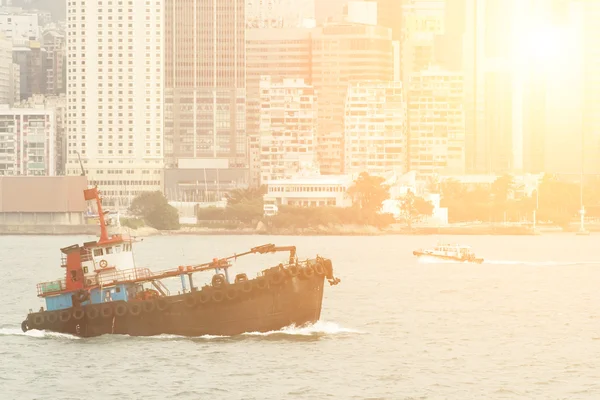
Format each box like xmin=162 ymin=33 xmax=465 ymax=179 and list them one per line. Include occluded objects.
xmin=1 ymin=234 xmax=600 ymax=399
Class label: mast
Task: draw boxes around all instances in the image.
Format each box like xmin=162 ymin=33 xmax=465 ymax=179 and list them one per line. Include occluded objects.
xmin=84 ymin=187 xmax=109 ymax=242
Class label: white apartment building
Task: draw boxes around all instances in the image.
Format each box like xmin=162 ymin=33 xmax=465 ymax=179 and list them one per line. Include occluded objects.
xmin=259 ymin=76 xmax=317 ymax=184
xmin=0 ymin=12 xmax=39 ymax=41
xmin=0 ymin=105 xmax=55 ymax=176
xmin=66 ymin=0 xmax=163 ymax=208
xmin=344 ymin=81 xmax=407 ymax=176
xmin=408 ymin=66 xmax=466 ymax=179
xmin=264 ymin=173 xmax=353 ymax=208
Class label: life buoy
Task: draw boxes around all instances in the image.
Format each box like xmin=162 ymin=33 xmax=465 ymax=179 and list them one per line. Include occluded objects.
xmin=128 ymin=302 xmax=142 ymax=316
xmin=211 ymin=290 xmax=225 ymax=303
xmin=313 ymin=263 xmax=325 ymax=276
xmin=212 ymin=274 xmax=226 ymax=288
xmin=143 ymin=299 xmax=156 ymax=313
xmin=73 ymin=308 xmax=85 ymax=320
xmin=184 ymin=295 xmax=197 ymax=308
xmin=100 ymin=304 xmax=113 ymax=318
xmin=240 ymin=280 xmax=252 ymax=294
xmin=99 ymin=259 xmax=108 ymax=268
xmin=225 ymin=287 xmax=238 ymax=301
xmin=156 ymin=298 xmax=169 ymax=311
xmin=198 ymin=292 xmax=211 ymax=304
xmin=269 ymin=271 xmax=285 ymax=286
xmin=301 ymin=266 xmax=315 ymax=279
xmin=254 ymin=276 xmax=268 ymax=290
xmin=46 ymin=312 xmax=58 ymax=324
xmin=32 ymin=314 xmax=44 ymax=326
xmin=115 ymin=303 xmax=127 ymax=317
xmin=286 ymin=265 xmax=300 ymax=278
xmin=234 ymin=273 xmax=248 ymax=283
xmin=86 ymin=307 xmax=99 ymax=320
xmin=59 ymin=310 xmax=71 ymax=322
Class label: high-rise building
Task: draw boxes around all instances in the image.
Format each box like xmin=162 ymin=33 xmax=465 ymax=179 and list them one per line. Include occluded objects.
xmin=164 ymin=0 xmax=246 ymax=169
xmin=408 ymin=67 xmax=465 ymax=179
xmin=258 ymin=76 xmax=317 ymax=184
xmin=42 ymin=29 xmax=66 ymax=95
xmin=315 ymin=0 xmax=350 ymax=24
xmin=311 ymin=22 xmax=394 ymax=174
xmin=400 ymin=0 xmax=445 ymax=84
xmin=344 ymin=81 xmax=407 ymax=176
xmin=0 ymin=12 xmax=39 ymax=41
xmin=463 ymin=0 xmax=516 ymax=174
xmin=364 ymin=0 xmax=402 ymax=40
xmin=12 ymin=39 xmax=46 ymax=100
xmin=66 ymin=0 xmax=164 ymax=207
xmin=0 ymin=105 xmax=55 ymax=176
xmin=246 ymin=27 xmax=312 ymax=186
xmin=246 ymin=0 xmax=314 ymax=28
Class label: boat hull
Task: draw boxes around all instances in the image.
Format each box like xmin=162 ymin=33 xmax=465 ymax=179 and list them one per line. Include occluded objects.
xmin=24 ymin=271 xmax=327 ymax=338
xmin=413 ymin=251 xmax=484 ymax=264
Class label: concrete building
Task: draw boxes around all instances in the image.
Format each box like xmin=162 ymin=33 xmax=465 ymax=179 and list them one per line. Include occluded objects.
xmin=246 ymin=0 xmax=314 ymax=28
xmin=258 ymin=76 xmax=317 ymax=184
xmin=0 ymin=176 xmax=89 ymax=230
xmin=0 ymin=11 xmax=39 ymax=41
xmin=12 ymin=39 xmax=45 ymax=100
xmin=344 ymin=81 xmax=407 ymax=176
xmin=0 ymin=33 xmax=12 ymax=104
xmin=263 ymin=172 xmax=353 ymax=208
xmin=42 ymin=29 xmax=65 ymax=95
xmin=164 ymin=0 xmax=246 ymax=173
xmin=0 ymin=104 xmax=55 ymax=176
xmin=315 ymin=0 xmax=350 ymax=24
xmin=66 ymin=0 xmax=164 ymax=208
xmin=311 ymin=22 xmax=394 ymax=175
xmin=246 ymin=27 xmax=313 ymax=186
xmin=400 ymin=0 xmax=446 ymax=84
xmin=408 ymin=66 xmax=466 ymax=179
xmin=17 ymin=93 xmax=66 ymax=175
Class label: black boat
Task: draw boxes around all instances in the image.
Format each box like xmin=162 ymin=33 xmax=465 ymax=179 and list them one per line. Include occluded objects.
xmin=20 ymin=186 xmax=340 ymax=337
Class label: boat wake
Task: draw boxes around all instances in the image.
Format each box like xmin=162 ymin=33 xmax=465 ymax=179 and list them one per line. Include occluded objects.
xmin=418 ymin=257 xmax=600 ymax=266
xmin=0 ymin=327 xmax=80 ymax=340
xmin=484 ymin=260 xmax=600 ymax=266
xmin=0 ymin=321 xmax=360 ymax=341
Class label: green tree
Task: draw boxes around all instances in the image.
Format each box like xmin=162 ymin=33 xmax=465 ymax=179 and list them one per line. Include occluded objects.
xmin=226 ymin=186 xmax=267 ymax=205
xmin=347 ymin=172 xmax=390 ymax=214
xmin=129 ymin=191 xmax=180 ymax=230
xmin=400 ymin=190 xmax=434 ymax=228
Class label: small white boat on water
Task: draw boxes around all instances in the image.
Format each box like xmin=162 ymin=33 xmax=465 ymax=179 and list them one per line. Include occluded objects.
xmin=413 ymin=243 xmax=484 ymax=264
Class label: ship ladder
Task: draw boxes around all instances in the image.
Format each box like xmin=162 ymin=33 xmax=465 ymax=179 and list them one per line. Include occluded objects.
xmin=151 ymin=280 xmax=170 ymax=296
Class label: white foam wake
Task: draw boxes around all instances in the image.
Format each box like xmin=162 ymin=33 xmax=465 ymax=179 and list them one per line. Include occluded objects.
xmin=241 ymin=320 xmax=361 ymax=337
xmin=417 ymin=256 xmax=470 ymax=264
xmin=0 ymin=321 xmax=360 ymax=341
xmin=0 ymin=327 xmax=81 ymax=340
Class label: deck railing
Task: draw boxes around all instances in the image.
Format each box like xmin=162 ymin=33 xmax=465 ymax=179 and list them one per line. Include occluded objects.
xmin=36 ymin=280 xmax=66 ymax=296
xmin=97 ymin=267 xmax=154 ymax=286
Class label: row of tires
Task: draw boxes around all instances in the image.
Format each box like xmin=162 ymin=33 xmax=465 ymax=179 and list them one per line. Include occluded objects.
xmin=184 ymin=263 xmax=325 ymax=308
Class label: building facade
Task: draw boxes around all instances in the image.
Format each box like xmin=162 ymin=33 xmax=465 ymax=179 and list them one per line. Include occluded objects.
xmin=408 ymin=67 xmax=466 ymax=179
xmin=0 ymin=105 xmax=55 ymax=176
xmin=66 ymin=0 xmax=164 ymax=208
xmin=311 ymin=22 xmax=394 ymax=175
xmin=258 ymin=76 xmax=317 ymax=184
xmin=246 ymin=0 xmax=314 ymax=28
xmin=344 ymin=81 xmax=407 ymax=176
xmin=164 ymin=0 xmax=246 ymax=170
xmin=246 ymin=27 xmax=313 ymax=186
xmin=0 ymin=11 xmax=39 ymax=41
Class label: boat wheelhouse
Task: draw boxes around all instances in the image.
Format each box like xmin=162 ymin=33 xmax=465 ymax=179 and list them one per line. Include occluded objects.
xmin=23 ymin=186 xmax=340 ymax=337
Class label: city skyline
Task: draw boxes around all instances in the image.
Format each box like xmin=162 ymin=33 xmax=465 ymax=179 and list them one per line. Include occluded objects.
xmin=0 ymin=0 xmax=598 ymax=206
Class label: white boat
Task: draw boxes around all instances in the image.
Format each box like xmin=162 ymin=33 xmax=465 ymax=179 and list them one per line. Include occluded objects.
xmin=413 ymin=243 xmax=484 ymax=264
